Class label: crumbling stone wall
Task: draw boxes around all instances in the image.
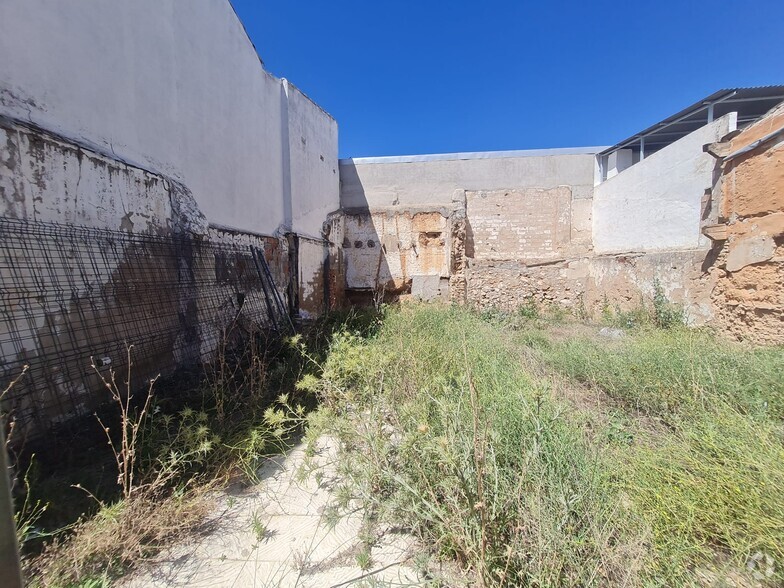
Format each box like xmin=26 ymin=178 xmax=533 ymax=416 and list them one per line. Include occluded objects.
xmin=706 ymin=103 xmax=784 ymax=344
xmin=335 ymin=179 xmax=715 ymax=319
xmin=335 ymin=110 xmax=783 ymax=339
xmin=341 ymin=207 xmax=453 ymax=302
xmin=462 ymin=186 xmax=592 ymax=310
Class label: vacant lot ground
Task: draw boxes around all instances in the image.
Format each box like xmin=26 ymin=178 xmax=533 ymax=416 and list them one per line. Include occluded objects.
xmin=304 ymin=304 xmax=783 ymax=587
xmin=19 ymin=303 xmax=783 ymax=587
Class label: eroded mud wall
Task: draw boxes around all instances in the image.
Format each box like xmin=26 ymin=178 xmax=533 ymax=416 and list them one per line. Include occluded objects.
xmin=706 ymin=103 xmax=784 ymax=344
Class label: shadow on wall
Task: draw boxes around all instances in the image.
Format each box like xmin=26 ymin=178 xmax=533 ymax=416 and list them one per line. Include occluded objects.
xmin=336 ymin=162 xmax=392 ymax=306
xmin=338 ymin=161 xmax=461 ymax=305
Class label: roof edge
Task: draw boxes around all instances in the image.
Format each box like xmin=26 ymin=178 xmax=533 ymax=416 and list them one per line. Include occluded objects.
xmin=340 ymin=146 xmax=608 ymax=165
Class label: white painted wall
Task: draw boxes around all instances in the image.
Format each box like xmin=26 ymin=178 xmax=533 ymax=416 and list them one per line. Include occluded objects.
xmin=0 ymin=0 xmax=337 ymax=237
xmin=592 ymin=114 xmax=736 ymax=254
xmin=340 ymin=148 xmax=603 ymax=209
xmin=285 ymin=82 xmax=340 ymax=238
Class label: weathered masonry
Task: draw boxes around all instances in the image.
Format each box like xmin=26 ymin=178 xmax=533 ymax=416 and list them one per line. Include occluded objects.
xmin=335 ymin=87 xmax=784 ymax=345
xmin=705 ymin=101 xmax=784 ymax=345
xmin=1 ymin=0 xmax=783 ymax=448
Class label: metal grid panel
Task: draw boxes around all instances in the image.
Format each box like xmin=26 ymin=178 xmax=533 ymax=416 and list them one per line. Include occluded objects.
xmin=0 ymin=217 xmax=287 ymax=447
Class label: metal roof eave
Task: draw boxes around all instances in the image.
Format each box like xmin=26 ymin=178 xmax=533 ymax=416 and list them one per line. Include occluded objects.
xmin=599 ymin=86 xmax=784 ymax=157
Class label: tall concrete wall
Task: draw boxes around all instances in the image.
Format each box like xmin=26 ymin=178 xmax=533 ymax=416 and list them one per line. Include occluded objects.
xmin=0 ymin=0 xmax=339 ymax=238
xmin=285 ymin=82 xmax=340 ymax=238
xmin=340 ymin=148 xmax=601 ymax=209
xmin=593 ymin=114 xmax=736 ymax=254
xmin=0 ymin=1 xmax=341 ymax=444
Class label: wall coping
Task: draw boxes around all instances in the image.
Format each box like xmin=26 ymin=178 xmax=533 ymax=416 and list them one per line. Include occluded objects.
xmin=339 ymin=146 xmax=608 ymax=166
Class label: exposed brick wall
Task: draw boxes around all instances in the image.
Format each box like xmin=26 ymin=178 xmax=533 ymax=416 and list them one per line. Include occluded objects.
xmin=466 ymin=187 xmax=574 ymax=262
xmin=708 ymin=103 xmax=784 ymax=344
xmin=462 ymin=187 xmax=594 ymax=311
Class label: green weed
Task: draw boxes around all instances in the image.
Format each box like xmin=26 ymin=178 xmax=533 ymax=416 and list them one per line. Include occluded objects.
xmin=625 ymin=407 xmax=784 ymax=583
xmin=306 ymin=303 xmax=784 ymax=586
xmin=307 ymin=305 xmax=645 ymax=586
xmin=250 ymin=510 xmax=268 ymax=542
xmin=536 ymin=328 xmax=783 ymax=420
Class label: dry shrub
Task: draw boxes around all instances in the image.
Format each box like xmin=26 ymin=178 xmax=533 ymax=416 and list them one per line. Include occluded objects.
xmin=27 ymin=486 xmax=212 ymax=587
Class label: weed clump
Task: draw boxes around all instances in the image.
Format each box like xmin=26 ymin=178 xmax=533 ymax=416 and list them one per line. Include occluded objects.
xmin=306 ymin=303 xmax=784 ymax=586
xmin=305 ymin=305 xmax=645 ymax=586
xmin=17 ymin=316 xmax=331 ymax=586
xmin=511 ymin=311 xmax=784 ymax=584
xmin=539 ymin=328 xmax=783 ymax=419
xmin=598 ymin=279 xmax=686 ymax=330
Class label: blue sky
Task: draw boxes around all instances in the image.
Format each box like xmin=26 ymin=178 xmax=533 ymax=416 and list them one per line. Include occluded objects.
xmin=231 ymin=0 xmax=784 ymax=159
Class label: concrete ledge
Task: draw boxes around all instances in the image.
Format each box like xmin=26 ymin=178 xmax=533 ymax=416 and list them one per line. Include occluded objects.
xmin=340 ymin=146 xmax=609 ymax=166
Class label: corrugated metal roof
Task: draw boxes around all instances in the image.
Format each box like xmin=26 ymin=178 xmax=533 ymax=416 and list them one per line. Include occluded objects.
xmin=600 ymin=85 xmax=784 ymax=156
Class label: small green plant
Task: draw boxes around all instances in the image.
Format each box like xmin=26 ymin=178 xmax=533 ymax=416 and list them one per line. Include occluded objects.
xmin=355 ymin=546 xmax=373 ymax=571
xmin=652 ymin=279 xmax=686 ymax=329
xmin=517 ymin=297 xmax=539 ymax=320
xmin=574 ymin=292 xmax=589 ymax=322
xmin=600 ymin=294 xmax=613 ymax=325
xmin=13 ymin=457 xmax=49 ymax=548
xmin=250 ymin=510 xmax=268 ymax=542
xmin=72 ymin=574 xmax=112 ymax=588
xmin=605 ymin=413 xmax=634 ymax=446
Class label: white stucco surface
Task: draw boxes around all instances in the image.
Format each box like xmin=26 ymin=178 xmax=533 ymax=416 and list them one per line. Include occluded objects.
xmin=0 ymin=0 xmax=337 ymax=236
xmin=339 ymin=149 xmax=602 ymax=209
xmin=592 ymin=114 xmax=736 ymax=254
xmin=285 ymin=82 xmax=340 ymax=238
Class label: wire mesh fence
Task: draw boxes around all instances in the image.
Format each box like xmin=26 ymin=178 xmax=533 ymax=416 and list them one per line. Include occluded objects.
xmin=0 ymin=217 xmax=289 ymax=450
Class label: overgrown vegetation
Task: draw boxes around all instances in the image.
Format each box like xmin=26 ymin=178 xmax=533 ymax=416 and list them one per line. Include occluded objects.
xmin=8 ymin=311 xmax=368 ymax=587
xmin=304 ymin=302 xmax=784 ymax=586
xmin=598 ymin=279 xmax=686 ymax=330
xmin=7 ymin=290 xmax=783 ymax=586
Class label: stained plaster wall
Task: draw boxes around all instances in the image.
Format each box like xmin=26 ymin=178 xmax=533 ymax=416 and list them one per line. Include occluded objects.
xmin=341 ymin=208 xmax=452 ymax=300
xmin=0 ymin=0 xmax=339 ymax=328
xmin=0 ymin=0 xmax=339 ymax=241
xmin=0 ymin=117 xmax=292 ymax=444
xmin=1 ymin=118 xmax=175 ymax=233
xmin=296 ymin=237 xmax=330 ymax=319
